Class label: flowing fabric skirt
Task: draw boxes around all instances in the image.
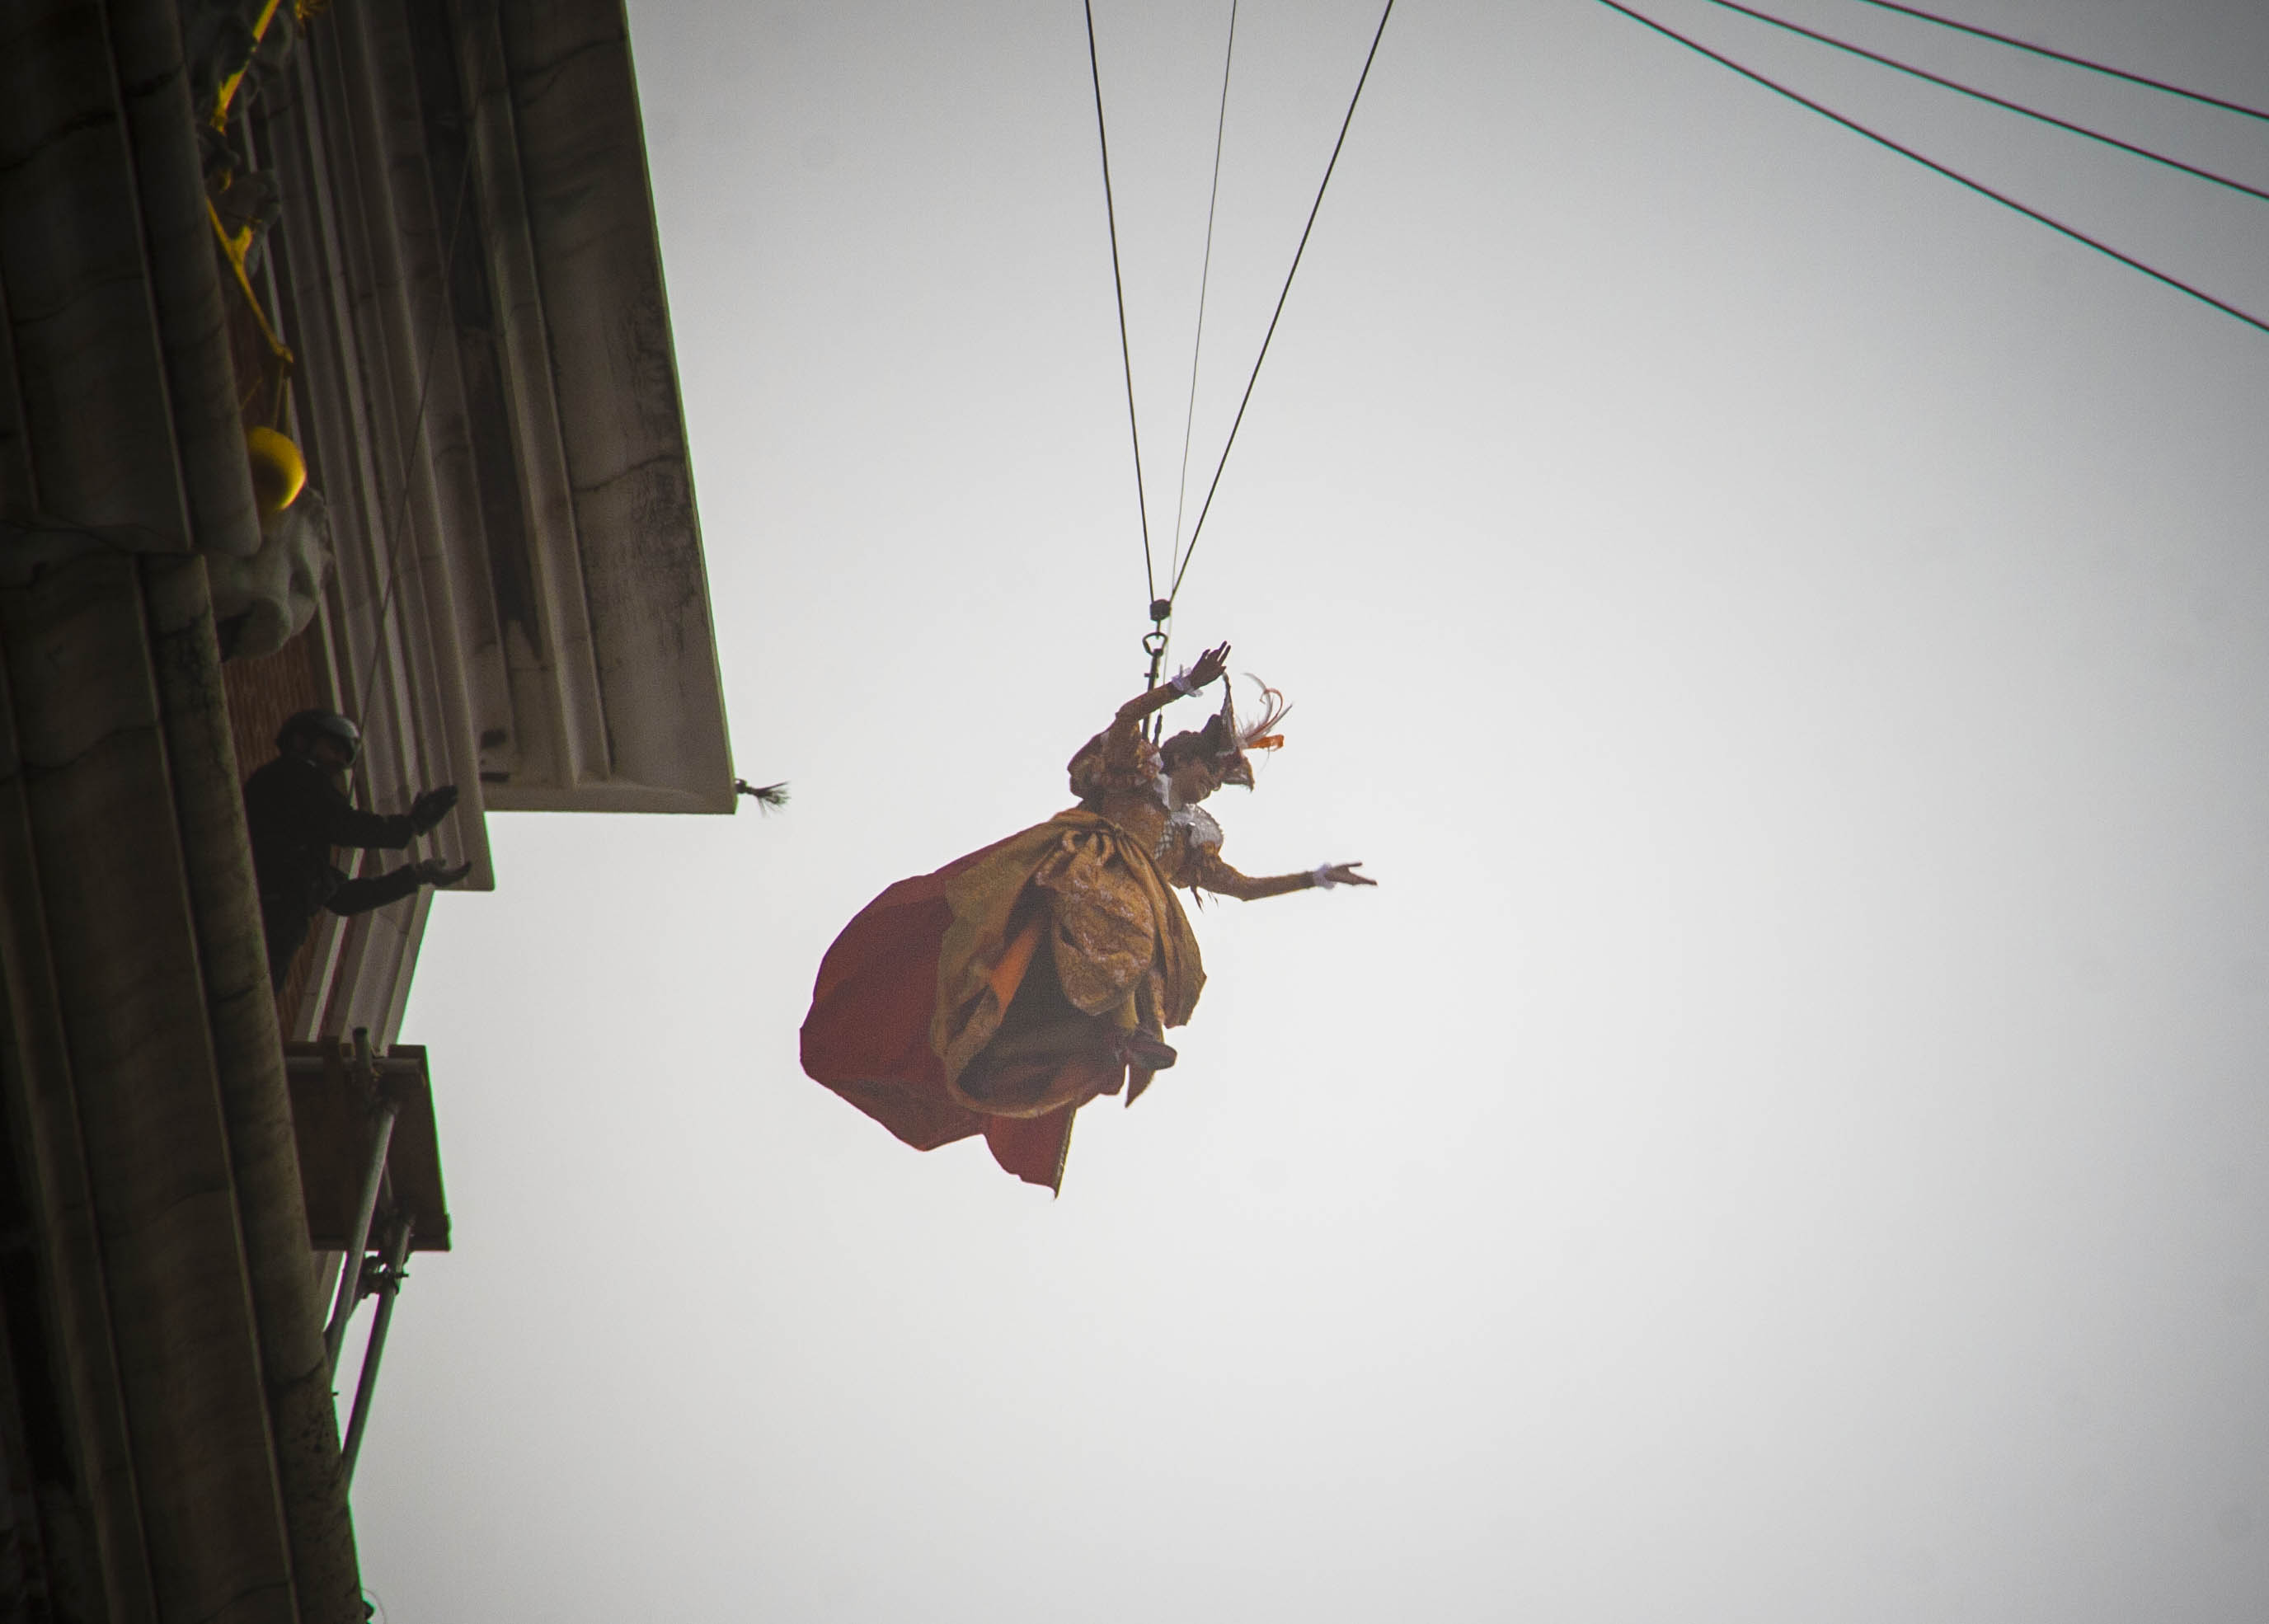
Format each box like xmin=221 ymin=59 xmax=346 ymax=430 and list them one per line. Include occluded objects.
xmin=800 ymin=810 xmax=1205 ymax=1190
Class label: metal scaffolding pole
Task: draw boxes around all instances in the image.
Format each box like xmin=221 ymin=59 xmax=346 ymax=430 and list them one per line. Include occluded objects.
xmin=323 ymin=1029 xmax=399 ymax=1373
xmin=338 ymin=1211 xmax=415 ymax=1486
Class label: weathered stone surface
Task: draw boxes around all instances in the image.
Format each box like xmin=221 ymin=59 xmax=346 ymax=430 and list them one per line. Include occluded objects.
xmin=464 ymin=0 xmax=730 ymax=810
xmin=1 ymin=552 xmax=303 ymax=1624
xmin=107 ymin=0 xmax=265 ymax=559
xmin=0 ymin=625 xmax=158 ymax=1624
xmin=143 ymin=552 xmax=365 ymax=1624
xmin=209 ymin=487 xmax=333 ymax=659
xmin=0 ymin=5 xmax=190 ymax=542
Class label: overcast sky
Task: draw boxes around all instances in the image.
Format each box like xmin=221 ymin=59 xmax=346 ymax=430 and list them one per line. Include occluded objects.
xmin=348 ymin=2 xmax=2267 ymax=1618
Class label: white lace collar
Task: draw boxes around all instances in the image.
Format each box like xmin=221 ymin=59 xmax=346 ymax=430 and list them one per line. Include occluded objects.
xmin=1154 ymin=772 xmax=1224 ymax=857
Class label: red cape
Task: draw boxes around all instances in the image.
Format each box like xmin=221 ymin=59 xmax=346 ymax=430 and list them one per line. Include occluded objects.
xmin=799 ymin=836 xmax=1076 ymax=1190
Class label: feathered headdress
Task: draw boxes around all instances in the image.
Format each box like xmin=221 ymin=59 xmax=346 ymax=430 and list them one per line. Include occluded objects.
xmin=1233 ymin=678 xmax=1292 ymax=754
xmin=1164 ymin=677 xmax=1290 ymax=788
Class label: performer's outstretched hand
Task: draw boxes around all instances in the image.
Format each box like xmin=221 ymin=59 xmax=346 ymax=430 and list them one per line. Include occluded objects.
xmin=1319 ymin=862 xmax=1375 ymax=888
xmin=1122 ymin=640 xmax=1235 ymax=724
xmin=1183 ymin=642 xmax=1231 ymax=691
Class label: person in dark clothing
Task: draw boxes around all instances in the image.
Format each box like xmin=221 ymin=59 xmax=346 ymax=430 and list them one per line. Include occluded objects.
xmin=243 ymin=709 xmax=470 ymax=990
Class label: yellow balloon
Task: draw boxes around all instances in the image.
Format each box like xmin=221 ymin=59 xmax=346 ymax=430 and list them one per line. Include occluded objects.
xmin=246 ymin=426 xmax=307 ymax=518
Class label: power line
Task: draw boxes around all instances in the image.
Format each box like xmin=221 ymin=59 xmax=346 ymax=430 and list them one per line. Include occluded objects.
xmin=1703 ymin=0 xmax=2269 ymax=204
xmin=1167 ymin=0 xmax=1241 ymax=575
xmin=1170 ymin=0 xmax=1398 ymax=605
xmin=1589 ymin=0 xmax=2269 ymax=338
xmin=1839 ymin=0 xmax=2269 ymax=124
xmin=1083 ymin=0 xmax=1158 ymax=607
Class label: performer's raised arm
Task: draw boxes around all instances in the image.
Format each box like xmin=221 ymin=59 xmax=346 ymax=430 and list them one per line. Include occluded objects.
xmin=1113 ymin=641 xmax=1232 ymax=729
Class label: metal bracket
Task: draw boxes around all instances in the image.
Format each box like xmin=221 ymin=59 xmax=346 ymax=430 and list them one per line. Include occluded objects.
xmin=1143 ymin=599 xmax=1172 ymax=741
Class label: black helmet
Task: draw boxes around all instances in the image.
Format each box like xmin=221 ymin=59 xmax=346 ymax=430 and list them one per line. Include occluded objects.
xmin=277 ymin=709 xmax=362 ymax=763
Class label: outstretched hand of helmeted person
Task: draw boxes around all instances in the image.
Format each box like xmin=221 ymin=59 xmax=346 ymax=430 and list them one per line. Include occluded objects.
xmin=413 ymin=857 xmax=473 ymax=888
xmin=408 ymin=784 xmax=458 ymax=833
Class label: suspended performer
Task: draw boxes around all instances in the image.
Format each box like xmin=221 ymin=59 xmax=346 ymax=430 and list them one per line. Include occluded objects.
xmin=800 ymin=643 xmax=1374 ymax=1191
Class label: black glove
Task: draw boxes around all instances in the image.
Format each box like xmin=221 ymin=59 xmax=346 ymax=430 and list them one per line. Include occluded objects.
xmin=408 ymin=785 xmax=458 ymax=833
xmin=413 ymin=858 xmax=473 ymax=888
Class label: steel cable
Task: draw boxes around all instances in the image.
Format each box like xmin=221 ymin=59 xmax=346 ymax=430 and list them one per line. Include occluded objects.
xmin=1083 ymin=0 xmax=1159 ymax=606
xmin=1591 ymin=0 xmax=2269 ymax=337
xmin=1167 ymin=0 xmax=1398 ymax=607
xmin=1840 ymin=0 xmax=2269 ymax=124
xmin=1167 ymin=0 xmax=1242 ymax=576
xmin=1703 ymin=0 xmax=2269 ymax=204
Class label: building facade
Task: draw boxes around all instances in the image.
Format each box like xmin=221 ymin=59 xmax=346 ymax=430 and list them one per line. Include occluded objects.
xmin=0 ymin=2 xmax=732 ymax=1617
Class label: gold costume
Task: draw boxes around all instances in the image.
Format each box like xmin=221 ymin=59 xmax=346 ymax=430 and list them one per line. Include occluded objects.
xmin=801 ymin=668 xmax=1345 ymax=1190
